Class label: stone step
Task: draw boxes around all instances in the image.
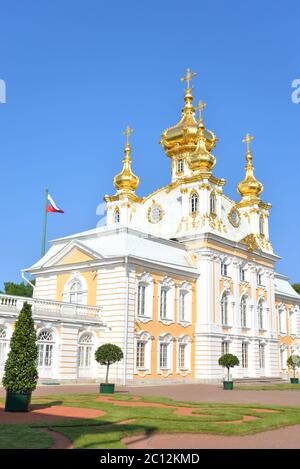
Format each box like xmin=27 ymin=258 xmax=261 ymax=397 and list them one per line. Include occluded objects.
xmin=233 ymin=377 xmax=287 ymax=385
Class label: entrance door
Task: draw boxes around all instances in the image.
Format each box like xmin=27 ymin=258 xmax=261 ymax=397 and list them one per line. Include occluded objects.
xmin=37 ymin=330 xmax=54 ymax=379
xmin=78 ymin=333 xmax=93 ymax=379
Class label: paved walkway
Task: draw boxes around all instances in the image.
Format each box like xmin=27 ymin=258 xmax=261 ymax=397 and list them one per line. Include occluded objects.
xmin=123 ymin=425 xmax=300 ymax=449
xmin=0 ymin=403 xmax=105 ymax=424
xmin=1 ymin=383 xmax=298 ymax=407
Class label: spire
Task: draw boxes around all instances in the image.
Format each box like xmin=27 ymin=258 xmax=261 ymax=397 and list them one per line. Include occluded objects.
xmin=180 ymin=68 xmax=197 ymax=119
xmin=237 ymin=133 xmax=263 ymax=202
xmin=195 ymin=100 xmax=207 ymax=128
xmin=113 ymin=126 xmax=139 ymax=192
xmin=160 ymin=69 xmax=217 ymax=159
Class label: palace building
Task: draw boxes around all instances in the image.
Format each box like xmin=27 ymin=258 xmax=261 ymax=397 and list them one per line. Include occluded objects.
xmin=0 ymin=69 xmax=299 ymax=384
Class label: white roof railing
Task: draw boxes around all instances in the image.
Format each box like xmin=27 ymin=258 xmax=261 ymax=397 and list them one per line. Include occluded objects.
xmin=0 ymin=294 xmax=102 ymax=321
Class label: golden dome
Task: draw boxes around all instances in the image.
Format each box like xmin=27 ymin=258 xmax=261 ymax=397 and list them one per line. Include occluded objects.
xmin=187 ymin=136 xmax=216 ymax=174
xmin=237 ymin=134 xmax=263 ymax=201
xmin=160 ymin=69 xmax=217 ymax=158
xmin=114 ymin=128 xmax=139 ymax=192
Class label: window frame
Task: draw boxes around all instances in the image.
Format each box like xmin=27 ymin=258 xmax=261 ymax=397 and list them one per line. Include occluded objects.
xmin=221 ymin=292 xmax=229 ymax=326
xmin=242 ymin=342 xmax=248 ymax=369
xmin=240 ymin=296 xmax=247 ymax=328
xmin=190 ymin=192 xmax=199 ymax=214
xmin=177 ymin=159 xmax=184 ymax=174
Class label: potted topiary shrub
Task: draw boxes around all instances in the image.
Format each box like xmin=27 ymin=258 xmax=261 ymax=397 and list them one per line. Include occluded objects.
xmin=95 ymin=343 xmax=123 ymax=394
xmin=218 ymin=353 xmax=240 ymax=390
xmin=287 ymin=355 xmax=300 ymax=384
xmin=3 ymin=302 xmax=38 ymax=412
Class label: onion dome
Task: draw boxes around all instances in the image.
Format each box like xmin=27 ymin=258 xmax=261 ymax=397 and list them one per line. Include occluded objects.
xmin=160 ymin=69 xmax=218 ymax=158
xmin=113 ymin=127 xmax=139 ymax=192
xmin=187 ymin=136 xmax=216 ymax=174
xmin=237 ymin=134 xmax=263 ymax=201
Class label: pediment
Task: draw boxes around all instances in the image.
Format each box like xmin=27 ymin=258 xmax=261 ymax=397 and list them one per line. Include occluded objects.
xmin=43 ymin=240 xmax=102 ymax=268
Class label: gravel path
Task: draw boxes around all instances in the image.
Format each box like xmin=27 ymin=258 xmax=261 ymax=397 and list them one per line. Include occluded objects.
xmin=1 ymin=383 xmax=298 ymax=407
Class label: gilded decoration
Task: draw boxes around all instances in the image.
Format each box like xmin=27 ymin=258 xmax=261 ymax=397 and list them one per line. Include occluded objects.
xmin=147 ymin=200 xmax=165 ymax=224
xmin=228 ymin=207 xmax=241 ymax=228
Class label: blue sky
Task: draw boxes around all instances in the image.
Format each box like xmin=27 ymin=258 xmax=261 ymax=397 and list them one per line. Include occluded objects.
xmin=0 ymin=0 xmax=299 ymax=287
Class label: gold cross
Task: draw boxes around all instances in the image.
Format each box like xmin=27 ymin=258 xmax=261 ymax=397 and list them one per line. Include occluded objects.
xmin=123 ymin=126 xmax=133 ymax=145
xmin=242 ymin=133 xmax=254 ymax=152
xmin=180 ymin=68 xmax=197 ymax=89
xmin=195 ymin=100 xmax=207 ymax=121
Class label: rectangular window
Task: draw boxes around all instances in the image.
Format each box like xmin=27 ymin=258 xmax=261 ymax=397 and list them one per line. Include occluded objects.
xmin=279 ymin=310 xmax=286 ymax=334
xmin=221 ymin=296 xmax=228 ymax=326
xmin=210 ymin=195 xmax=216 ymax=214
xmin=159 ymin=343 xmax=168 ymax=369
xmin=257 ymin=273 xmax=262 ymax=285
xmin=177 ymin=159 xmax=183 ymax=173
xmin=137 ymin=285 xmax=146 ymax=316
xmin=179 ymin=291 xmax=185 ymax=321
xmin=178 ymin=344 xmax=186 ymax=369
xmin=259 ymin=344 xmax=265 ymax=369
xmin=241 ymin=301 xmax=247 ymax=328
xmin=289 ymin=312 xmax=296 ymax=335
xmin=221 ymin=262 xmax=227 ymax=277
xmin=242 ymin=343 xmax=248 ymax=368
xmin=136 ymin=341 xmax=145 ymax=368
xmin=160 ymin=289 xmax=167 ymax=319
xmin=221 ymin=341 xmax=229 ymax=355
xmin=240 ymin=268 xmax=245 ymax=282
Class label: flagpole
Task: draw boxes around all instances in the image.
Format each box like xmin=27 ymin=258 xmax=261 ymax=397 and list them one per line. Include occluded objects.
xmin=41 ymin=188 xmax=49 ymax=257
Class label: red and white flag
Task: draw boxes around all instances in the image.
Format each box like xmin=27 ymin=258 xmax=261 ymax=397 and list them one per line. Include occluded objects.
xmin=47 ymin=193 xmax=64 ymax=213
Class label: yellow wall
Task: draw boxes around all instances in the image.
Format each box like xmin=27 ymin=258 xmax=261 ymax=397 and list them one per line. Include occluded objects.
xmin=275 ymin=299 xmax=296 ymax=347
xmin=54 ymin=248 xmax=97 ymax=305
xmin=134 ymin=271 xmax=197 ymax=380
xmin=57 ymin=247 xmax=94 ymax=265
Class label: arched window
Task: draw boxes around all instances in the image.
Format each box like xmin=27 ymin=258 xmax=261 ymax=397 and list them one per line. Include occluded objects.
xmin=177 ymin=159 xmax=183 ymax=173
xmin=259 ymin=215 xmax=264 ymax=235
xmin=158 ymin=334 xmax=174 ymax=371
xmin=258 ymin=299 xmax=264 ymax=330
xmin=78 ymin=333 xmax=93 ymax=369
xmin=135 ymin=331 xmax=152 ymax=373
xmin=114 ymin=208 xmax=120 ymax=224
xmin=210 ymin=193 xmax=216 ymax=214
xmin=0 ymin=327 xmax=8 ymax=367
xmin=68 ymin=280 xmax=84 ymax=304
xmin=37 ymin=330 xmax=54 ymax=368
xmin=136 ymin=273 xmax=154 ymax=320
xmin=240 ymin=296 xmax=247 ymax=328
xmin=177 ymin=335 xmax=192 ymax=371
xmin=190 ymin=192 xmax=198 ymax=214
xmin=221 ymin=292 xmax=229 ymax=326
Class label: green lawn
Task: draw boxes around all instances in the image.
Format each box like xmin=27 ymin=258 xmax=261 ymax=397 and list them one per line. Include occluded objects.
xmin=0 ymin=425 xmax=52 ymax=449
xmin=1 ymin=393 xmax=300 ymax=448
xmin=235 ymin=383 xmax=300 ymax=391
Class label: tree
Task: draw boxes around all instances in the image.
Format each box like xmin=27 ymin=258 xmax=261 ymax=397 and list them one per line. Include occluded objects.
xmin=1 ymin=281 xmax=35 ymax=298
xmin=95 ymin=344 xmax=123 ymax=383
xmin=287 ymin=355 xmax=300 ymax=378
xmin=218 ymin=353 xmax=240 ymax=381
xmin=2 ymin=302 xmax=38 ymax=393
xmin=292 ymin=284 xmax=300 ymax=295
